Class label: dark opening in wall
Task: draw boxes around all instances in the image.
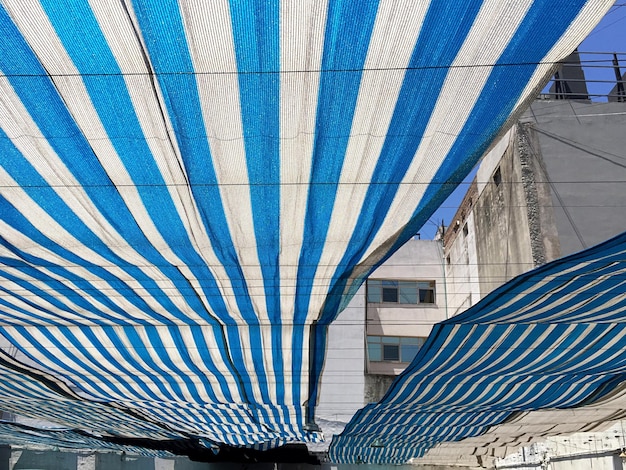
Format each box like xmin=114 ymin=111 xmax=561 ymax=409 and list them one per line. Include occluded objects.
xmin=493 ymin=166 xmax=502 ymax=186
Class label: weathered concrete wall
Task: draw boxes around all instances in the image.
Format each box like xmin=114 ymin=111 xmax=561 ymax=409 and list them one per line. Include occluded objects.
xmin=523 ymin=100 xmax=626 ymax=257
xmin=443 ymin=183 xmax=481 ymax=316
xmin=550 ymin=452 xmax=623 ymax=470
xmin=363 ymin=375 xmax=396 ymax=403
xmin=516 ymin=120 xmax=561 ymax=265
xmin=473 ymin=130 xmax=535 ymax=297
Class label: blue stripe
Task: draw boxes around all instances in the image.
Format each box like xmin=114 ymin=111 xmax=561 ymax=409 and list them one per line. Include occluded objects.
xmin=318 ymin=0 xmax=486 ymax=322
xmin=318 ymin=0 xmax=594 ymax=422
xmin=309 ymin=2 xmax=487 ymax=415
xmin=404 ymin=0 xmax=591 ymax=259
xmin=332 ymin=231 xmax=626 ymax=463
xmin=228 ymin=0 xmax=285 ymax=407
xmin=452 ymin=240 xmax=626 ymax=325
xmin=0 ymin=326 xmax=123 ymax=400
xmin=36 ymin=0 xmax=234 ymax=322
xmin=0 ymin=269 xmax=98 ymax=325
xmin=130 ymin=0 xmax=269 ymax=407
xmin=298 ymin=0 xmax=380 ymax=423
xmin=0 ymin=193 xmax=183 ymax=325
xmin=296 ymin=0 xmax=380 ymax=323
xmin=73 ymin=327 xmax=175 ymax=402
xmin=0 ymin=6 xmax=234 ymax=329
xmin=1 ymin=1 xmax=246 ymax=406
xmin=0 ymin=238 xmax=149 ymax=323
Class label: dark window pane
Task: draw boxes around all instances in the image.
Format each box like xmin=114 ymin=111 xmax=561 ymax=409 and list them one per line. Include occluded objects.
xmin=382 ymin=287 xmax=398 ymax=303
xmin=383 ymin=344 xmax=400 ymax=361
xmin=418 ymin=283 xmax=435 ymax=303
xmin=419 ymin=289 xmax=434 ymax=303
xmin=493 ymin=166 xmax=502 ymax=186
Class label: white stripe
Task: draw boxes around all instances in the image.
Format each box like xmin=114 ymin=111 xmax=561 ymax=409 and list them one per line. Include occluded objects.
xmin=0 ymin=75 xmax=215 ymax=326
xmin=1 ymin=326 xmax=141 ymax=401
xmin=0 ymin=252 xmax=154 ymax=326
xmin=0 ymin=220 xmax=179 ymax=325
xmin=1 ymin=1 xmax=235 ymax=328
xmin=0 ymin=6 xmax=242 ymax=402
xmin=0 ymin=273 xmax=98 ymax=325
xmin=42 ymin=325 xmax=172 ymax=401
xmin=363 ymin=0 xmax=535 ymax=261
xmin=392 ymin=324 xmax=493 ymax=405
xmin=0 ymin=178 xmax=198 ymax=326
xmin=90 ymin=0 xmax=249 ymax=328
xmin=279 ymin=0 xmax=329 ymax=412
xmin=314 ymin=1 xmax=429 ymax=320
xmin=176 ymin=0 xmax=272 ymax=405
xmin=486 ymin=254 xmax=626 ymax=322
xmin=177 ymin=324 xmax=241 ymax=403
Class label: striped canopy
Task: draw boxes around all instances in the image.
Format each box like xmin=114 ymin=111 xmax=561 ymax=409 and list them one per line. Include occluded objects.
xmin=329 ymin=231 xmax=626 ymax=464
xmin=0 ymin=0 xmax=613 ymax=454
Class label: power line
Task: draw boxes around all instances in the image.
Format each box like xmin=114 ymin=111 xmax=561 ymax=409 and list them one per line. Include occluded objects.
xmin=0 ymin=58 xmax=611 ymax=79
xmin=588 ymin=10 xmax=626 ymax=36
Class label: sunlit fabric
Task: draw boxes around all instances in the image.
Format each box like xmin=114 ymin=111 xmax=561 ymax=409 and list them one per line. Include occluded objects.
xmin=329 ymin=232 xmax=626 ymax=464
xmin=0 ymin=0 xmax=613 ymax=452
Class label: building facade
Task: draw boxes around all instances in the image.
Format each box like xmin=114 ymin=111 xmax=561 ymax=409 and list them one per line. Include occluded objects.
xmin=315 ymin=238 xmax=448 ymax=429
xmin=442 ymin=96 xmax=626 ymax=469
xmin=444 ymin=97 xmax=626 ymax=307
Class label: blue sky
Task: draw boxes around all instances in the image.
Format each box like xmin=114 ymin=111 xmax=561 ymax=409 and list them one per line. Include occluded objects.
xmin=419 ymin=1 xmax=626 ymax=239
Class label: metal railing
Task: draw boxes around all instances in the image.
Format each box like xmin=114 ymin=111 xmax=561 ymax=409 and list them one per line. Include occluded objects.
xmin=538 ymin=51 xmax=625 ymax=102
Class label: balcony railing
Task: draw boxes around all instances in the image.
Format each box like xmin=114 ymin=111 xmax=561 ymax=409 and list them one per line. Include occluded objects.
xmin=538 ymin=51 xmax=625 ymax=102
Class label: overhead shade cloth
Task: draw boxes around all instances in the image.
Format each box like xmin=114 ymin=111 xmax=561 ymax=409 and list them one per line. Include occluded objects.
xmin=329 ymin=231 xmax=626 ymax=464
xmin=0 ymin=0 xmax=614 ymax=453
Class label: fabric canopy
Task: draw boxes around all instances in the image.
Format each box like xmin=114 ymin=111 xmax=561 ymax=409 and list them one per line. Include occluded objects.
xmin=0 ymin=0 xmax=613 ymax=454
xmin=329 ymin=231 xmax=626 ymax=464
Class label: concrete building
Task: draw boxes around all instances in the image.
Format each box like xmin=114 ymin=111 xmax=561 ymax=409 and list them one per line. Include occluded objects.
xmin=0 ymin=239 xmax=448 ymax=463
xmin=444 ymin=97 xmax=626 ymax=310
xmin=442 ymin=97 xmax=626 ymax=469
xmin=315 ymin=238 xmax=448 ymax=429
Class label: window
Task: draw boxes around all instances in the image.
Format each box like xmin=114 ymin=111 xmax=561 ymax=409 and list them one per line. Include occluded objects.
xmin=367 ymin=336 xmax=425 ymax=363
xmin=493 ymin=166 xmax=502 ymax=186
xmin=462 ymin=223 xmax=469 ymax=237
xmin=367 ymin=280 xmax=436 ymax=304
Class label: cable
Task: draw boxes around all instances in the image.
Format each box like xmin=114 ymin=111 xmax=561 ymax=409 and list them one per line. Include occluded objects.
xmin=588 ymin=10 xmax=626 ymax=36
xmin=0 ymin=58 xmax=612 ymax=79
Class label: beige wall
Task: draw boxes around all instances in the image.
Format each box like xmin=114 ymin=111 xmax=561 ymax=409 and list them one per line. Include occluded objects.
xmin=365 ymin=239 xmax=448 ymax=376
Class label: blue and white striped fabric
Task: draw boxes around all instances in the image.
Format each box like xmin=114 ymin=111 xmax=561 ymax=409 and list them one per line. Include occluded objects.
xmin=329 ymin=231 xmax=626 ymax=464
xmin=0 ymin=0 xmax=613 ymax=452
xmin=0 ymin=422 xmax=174 ymax=457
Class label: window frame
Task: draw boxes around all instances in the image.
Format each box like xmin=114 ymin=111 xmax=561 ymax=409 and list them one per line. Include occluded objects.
xmin=366 ymin=335 xmax=425 ymax=363
xmin=367 ymin=279 xmax=436 ymax=305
